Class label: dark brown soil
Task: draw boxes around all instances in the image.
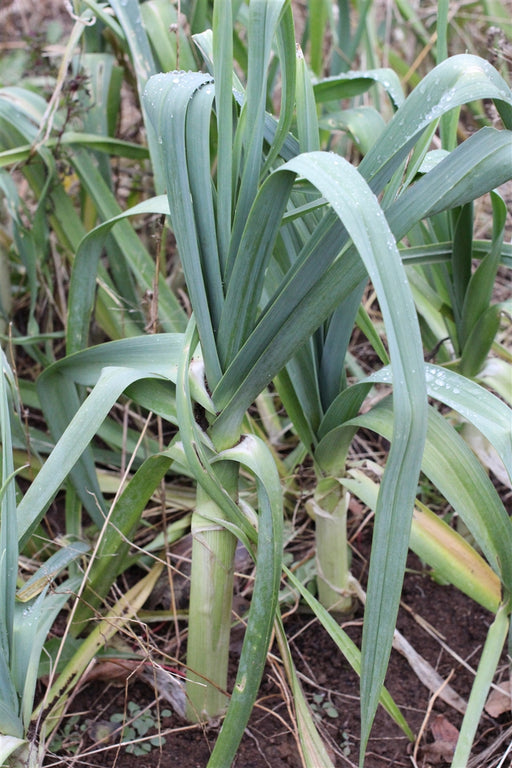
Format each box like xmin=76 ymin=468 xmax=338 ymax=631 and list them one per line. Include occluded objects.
xmin=39 ymin=533 xmax=511 ymax=768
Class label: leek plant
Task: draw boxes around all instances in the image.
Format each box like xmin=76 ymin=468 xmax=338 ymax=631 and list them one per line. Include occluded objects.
xmin=141 ymin=2 xmax=512 ymax=764
xmin=278 ymin=29 xmax=512 ymax=761
xmin=141 ymin=0 xmax=428 ymax=744
xmin=269 ymin=4 xmax=512 ymax=626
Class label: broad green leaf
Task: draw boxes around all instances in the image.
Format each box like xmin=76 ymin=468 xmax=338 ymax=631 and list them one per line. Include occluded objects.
xmin=313 ymin=68 xmax=404 ymax=109
xmin=459 ymin=191 xmax=507 ymax=349
xmin=217 ymin=172 xmax=295 ymax=365
xmin=212 ymin=152 xmax=426 ymax=439
xmin=342 ymin=0 xmax=379 ymax=75
xmin=399 ymin=239 xmax=512 ymax=268
xmin=416 ymin=148 xmax=449 ymax=175
xmin=359 ymin=55 xmax=512 ymax=192
xmin=0 ymin=87 xmax=52 ymax=140
xmin=348 ymin=399 xmax=512 ymax=590
xmin=13 ymin=576 xmax=83 ymax=730
xmin=0 ymin=349 xmax=18 ymax=676
xmin=0 ymin=654 xmax=21 ymax=737
xmin=72 ymin=453 xmax=174 ymax=629
xmin=307 ymin=0 xmax=328 ymax=77
xmin=18 ymin=334 xmax=184 ymax=546
xmin=315 ymin=387 xmax=372 ymax=474
xmin=450 ymin=202 xmax=474 ymax=327
xmin=228 ymin=0 xmax=292 ymax=273
xmin=319 ymin=107 xmax=387 ymax=154
xmin=140 ymin=0 xmax=197 ymax=72
xmin=207 ymin=435 xmax=283 ymax=767
xmin=80 ymin=52 xmax=123 ymax=150
xmin=0 ymin=133 xmax=149 ymax=168
xmin=296 ymin=45 xmax=320 ymax=152
xmin=316 ymin=281 xmax=367 ymax=410
xmin=18 ymin=367 xmax=142 ymax=543
xmin=68 ymin=153 xmax=185 ymax=353
xmin=144 ymin=71 xmax=223 ymax=386
xmin=460 ymin=304 xmax=502 ymax=378
xmin=64 ymin=192 xmax=170 ymax=350
xmin=16 ymin=542 xmax=89 ymax=603
xmin=210 ymin=131 xmax=511 ymax=443
xmin=212 ymin=209 xmax=353 ymax=429
xmin=385 ymin=128 xmax=512 ymax=238
xmin=36 ymin=333 xmax=183 ymax=526
xmin=108 ymin=0 xmax=164 ymax=193
xmin=268 ymin=129 xmax=510 ymax=426
xmin=260 ymin=2 xmax=297 ymax=176
xmin=355 ymin=303 xmax=390 ymax=365
xmin=212 ymin=0 xmax=235 ymax=272
xmin=368 ymin=363 xmax=512 ymax=482
xmin=273 ymin=364 xmax=319 ymax=454
xmin=342 ymin=469 xmax=501 ymax=613
xmin=40 ymin=333 xmax=181 ymax=388
xmin=187 ymin=0 xmax=212 ymax=34
xmin=406 ymin=267 xmax=453 ymax=350
xmin=185 ymin=81 xmax=224 ymax=334
xmin=124 ymin=378 xmax=180 ymax=424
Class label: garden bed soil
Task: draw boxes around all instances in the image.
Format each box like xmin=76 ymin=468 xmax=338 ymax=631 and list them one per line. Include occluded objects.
xmin=40 ymin=540 xmax=511 ymax=768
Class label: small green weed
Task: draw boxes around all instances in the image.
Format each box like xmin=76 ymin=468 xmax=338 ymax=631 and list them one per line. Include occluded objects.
xmin=310 ymin=696 xmax=353 ymax=757
xmin=49 ymin=702 xmax=172 ymax=757
xmin=310 ymin=693 xmax=339 ymax=721
xmin=340 ymin=730 xmax=353 ymax=758
xmin=110 ymin=701 xmax=171 ymax=756
xmin=49 ymin=715 xmax=86 ymax=755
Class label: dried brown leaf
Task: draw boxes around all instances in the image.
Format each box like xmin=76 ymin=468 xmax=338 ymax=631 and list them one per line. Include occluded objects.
xmin=421 ymin=715 xmax=459 ymax=764
xmin=485 ymin=679 xmax=512 ymax=718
